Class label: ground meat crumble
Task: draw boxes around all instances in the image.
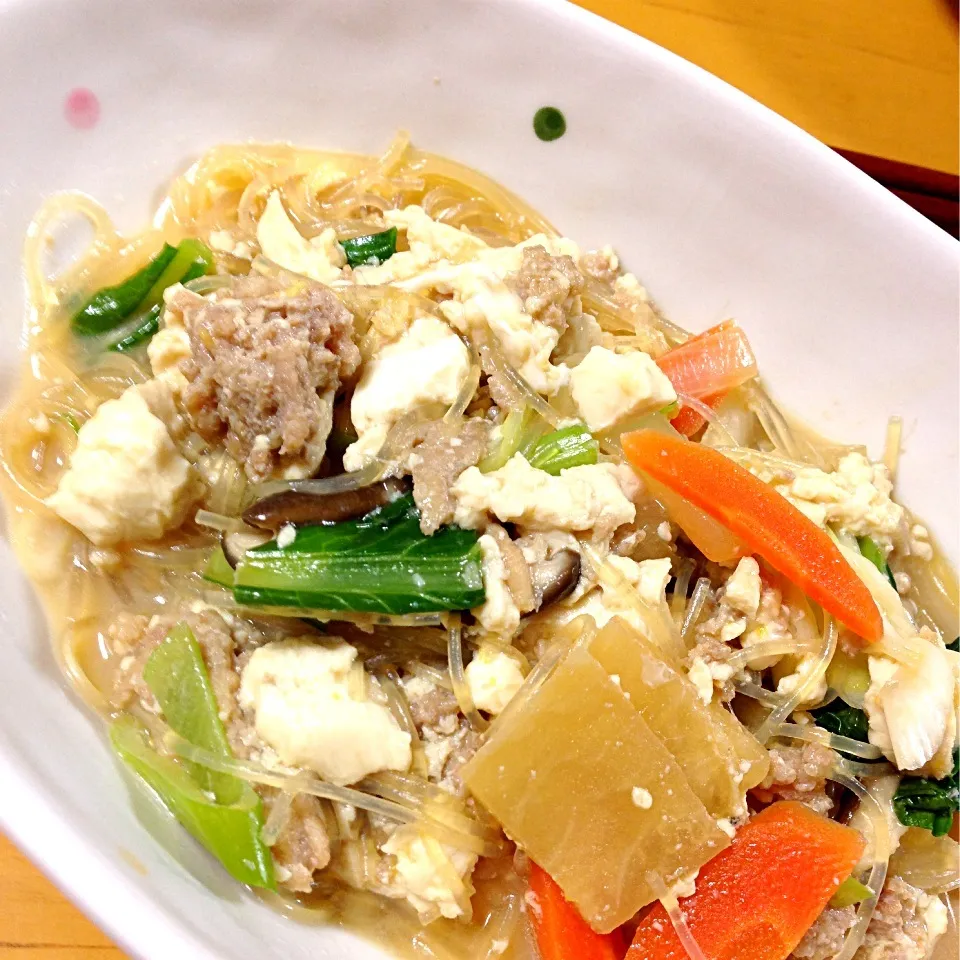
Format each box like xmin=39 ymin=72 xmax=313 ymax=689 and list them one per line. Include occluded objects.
xmin=168 ymin=274 xmax=360 ymax=482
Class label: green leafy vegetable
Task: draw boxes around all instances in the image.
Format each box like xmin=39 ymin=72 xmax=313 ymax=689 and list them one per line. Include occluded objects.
xmin=341 ymin=227 xmax=398 ymax=268
xmin=203 ymin=545 xmax=236 ymax=589
xmin=71 ymin=238 xmax=213 ymax=350
xmin=524 ymin=423 xmax=599 ymax=475
xmin=51 ymin=411 xmax=81 ymax=434
xmin=233 ymin=495 xmax=484 ymax=614
xmin=893 ymin=749 xmax=959 ymax=838
xmin=110 ymin=715 xmax=275 ymax=889
xmin=110 ymin=239 xmax=213 ymax=352
xmin=947 ymin=637 xmax=959 ymax=653
xmin=858 ymin=535 xmax=897 ymax=591
xmin=811 ymin=699 xmax=870 ymax=744
xmin=108 ymin=623 xmax=275 ymax=888
xmin=829 ymin=875 xmax=873 ymax=908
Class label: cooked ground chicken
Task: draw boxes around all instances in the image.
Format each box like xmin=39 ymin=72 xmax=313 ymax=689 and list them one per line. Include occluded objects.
xmin=509 ymin=245 xmax=584 ymax=335
xmin=439 ymin=722 xmax=483 ymax=796
xmin=759 ymin=742 xmax=836 ymax=816
xmin=408 ymin=685 xmax=460 ymax=729
xmin=579 ymin=248 xmax=620 ymax=286
xmin=394 ymin=417 xmax=490 ymax=535
xmin=168 ymin=275 xmax=360 ymax=482
xmin=854 ymin=877 xmax=948 ymax=960
xmin=685 ymin=630 xmax=737 ymax=703
xmin=792 ymin=905 xmax=857 ymax=959
xmin=263 ymin=789 xmax=332 ymax=893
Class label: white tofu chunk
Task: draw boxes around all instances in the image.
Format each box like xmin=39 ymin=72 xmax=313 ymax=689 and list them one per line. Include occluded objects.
xmin=570 ymin=345 xmax=677 ymax=432
xmin=343 ymin=314 xmax=471 ymax=472
xmin=238 ymin=639 xmax=412 ymax=786
xmin=45 ymin=384 xmax=201 ymax=546
xmin=256 ymin=191 xmax=345 ymax=284
xmin=473 ymin=534 xmax=521 ymax=635
xmin=380 ymin=824 xmax=478 ymax=920
xmin=722 ymin=557 xmax=762 ymax=618
xmin=148 ymin=290 xmax=193 ymax=392
xmin=452 ymin=454 xmax=638 ymax=541
xmin=465 ymin=643 xmax=525 ymax=715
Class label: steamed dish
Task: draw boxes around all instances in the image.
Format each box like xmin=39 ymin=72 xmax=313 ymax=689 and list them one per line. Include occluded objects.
xmin=1 ymin=134 xmax=957 ymax=960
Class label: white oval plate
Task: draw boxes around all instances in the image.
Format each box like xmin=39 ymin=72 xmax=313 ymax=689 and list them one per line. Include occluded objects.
xmin=0 ymin=1 xmax=956 ymax=958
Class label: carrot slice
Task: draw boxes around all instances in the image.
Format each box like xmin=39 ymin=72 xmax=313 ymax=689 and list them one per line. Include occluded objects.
xmin=529 ymin=862 xmax=625 ymax=960
xmin=621 ymin=429 xmax=882 ymax=643
xmin=627 ymin=802 xmax=866 ymax=960
xmin=669 ymin=392 xmax=723 ymax=438
xmin=656 ymin=321 xmax=757 ymax=437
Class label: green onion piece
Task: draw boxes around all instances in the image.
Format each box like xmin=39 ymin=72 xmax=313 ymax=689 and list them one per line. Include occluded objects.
xmin=341 ymin=227 xmax=398 ymax=268
xmin=143 ymin=623 xmax=236 ymax=799
xmin=109 ymin=715 xmax=275 ymax=889
xmin=71 ymin=238 xmax=213 ymax=348
xmin=135 ymin=622 xmax=274 ymax=886
xmin=524 ymin=423 xmax=599 ymax=475
xmin=659 ymin=401 xmax=680 ymax=418
xmin=893 ymin=749 xmax=959 ymax=837
xmin=233 ymin=495 xmax=485 ymax=614
xmin=811 ymin=699 xmax=870 ymax=744
xmin=109 ymin=239 xmax=214 ymax=352
xmin=71 ymin=244 xmax=178 ymax=336
xmin=479 ymin=408 xmax=541 ymax=473
xmin=829 ymin=875 xmax=873 ymax=908
xmin=858 ymin=535 xmax=897 ymax=591
xmin=51 ymin=411 xmax=81 ymax=434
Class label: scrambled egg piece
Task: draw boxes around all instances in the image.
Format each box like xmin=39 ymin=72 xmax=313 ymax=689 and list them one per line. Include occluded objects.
xmin=465 ymin=643 xmax=525 ymax=715
xmin=355 ymin=205 xmax=579 ymax=395
xmin=238 ymin=639 xmax=411 ymax=786
xmin=380 ymin=824 xmax=478 ymax=921
xmin=452 ymin=454 xmax=639 ymax=541
xmin=352 ymin=205 xmax=488 ymax=284
xmin=46 ymin=385 xmax=201 ymax=546
xmin=753 ymin=452 xmax=904 ymax=549
xmin=473 ymin=534 xmax=521 ymax=635
xmin=343 ymin=314 xmax=470 ymax=472
xmin=256 ymin=191 xmax=345 ymax=284
xmin=436 ymin=265 xmax=570 ymax=395
xmin=569 ymin=345 xmax=676 ymax=432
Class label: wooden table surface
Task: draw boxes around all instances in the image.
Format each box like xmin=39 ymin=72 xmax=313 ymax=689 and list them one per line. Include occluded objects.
xmin=2 ymin=3 xmax=958 ymax=959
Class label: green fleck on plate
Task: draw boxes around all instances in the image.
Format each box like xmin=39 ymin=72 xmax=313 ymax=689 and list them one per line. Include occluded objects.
xmin=533 ymin=106 xmax=566 ymax=141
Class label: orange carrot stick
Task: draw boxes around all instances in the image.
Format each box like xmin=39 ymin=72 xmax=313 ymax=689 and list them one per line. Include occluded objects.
xmin=628 ymin=802 xmax=866 ymax=960
xmin=656 ymin=321 xmax=757 ymax=437
xmin=669 ymin=393 xmax=723 ymax=438
xmin=621 ymin=429 xmax=882 ymax=643
xmin=529 ymin=862 xmax=625 ymax=960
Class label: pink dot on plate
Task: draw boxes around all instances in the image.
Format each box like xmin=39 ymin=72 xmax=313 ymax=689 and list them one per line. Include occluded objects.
xmin=64 ymin=88 xmax=100 ymax=129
